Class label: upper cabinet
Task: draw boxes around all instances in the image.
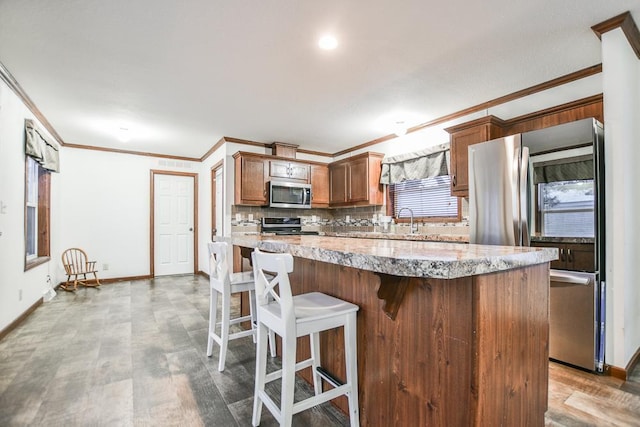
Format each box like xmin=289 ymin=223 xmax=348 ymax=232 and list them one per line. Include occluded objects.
xmin=233 ymin=151 xmax=329 ymax=207
xmin=233 ymin=150 xmax=383 ymax=208
xmin=310 ymin=164 xmax=330 ymax=208
xmin=445 ymin=116 xmax=506 ymax=197
xmin=269 ymin=160 xmax=310 ymax=182
xmin=234 ymin=152 xmax=268 ymax=206
xmin=329 ymin=152 xmax=384 ymax=207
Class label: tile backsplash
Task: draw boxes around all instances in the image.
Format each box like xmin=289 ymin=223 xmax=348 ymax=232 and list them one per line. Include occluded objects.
xmin=231 ymin=203 xmax=469 ymax=236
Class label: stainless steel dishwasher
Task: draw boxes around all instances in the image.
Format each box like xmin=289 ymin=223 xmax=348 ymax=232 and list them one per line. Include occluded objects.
xmin=549 ymin=269 xmax=601 ymax=371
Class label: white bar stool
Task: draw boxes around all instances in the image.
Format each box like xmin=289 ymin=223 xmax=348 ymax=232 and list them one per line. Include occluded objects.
xmin=251 ymin=248 xmax=360 ymax=427
xmin=207 ymin=241 xmax=274 ymax=372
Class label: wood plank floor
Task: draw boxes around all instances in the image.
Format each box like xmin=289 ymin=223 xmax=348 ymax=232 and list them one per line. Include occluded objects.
xmin=0 ymin=275 xmax=638 ymax=426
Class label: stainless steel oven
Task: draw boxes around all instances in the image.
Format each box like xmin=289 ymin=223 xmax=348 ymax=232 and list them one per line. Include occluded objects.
xmin=268 ymin=181 xmax=312 ymax=209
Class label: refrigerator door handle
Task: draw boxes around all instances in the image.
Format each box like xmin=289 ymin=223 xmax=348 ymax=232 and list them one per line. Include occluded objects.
xmin=512 ymin=146 xmax=522 ymax=245
xmin=519 ymin=146 xmax=530 ymax=246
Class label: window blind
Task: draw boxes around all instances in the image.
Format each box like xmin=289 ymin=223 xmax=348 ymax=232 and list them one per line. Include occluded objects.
xmin=392 ymin=176 xmax=458 ymax=218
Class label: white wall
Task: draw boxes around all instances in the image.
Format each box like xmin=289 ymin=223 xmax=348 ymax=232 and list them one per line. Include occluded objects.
xmin=198 ymin=143 xmax=227 ymax=273
xmin=60 ymin=148 xmax=200 ymax=280
xmin=602 ymin=28 xmax=640 ymax=369
xmin=0 ymin=80 xmax=62 ymax=332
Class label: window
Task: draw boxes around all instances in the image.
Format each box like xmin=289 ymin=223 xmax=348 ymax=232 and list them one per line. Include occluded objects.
xmin=25 ymin=157 xmax=39 ymax=259
xmin=538 ymin=179 xmax=594 ymax=237
xmin=24 ymin=156 xmax=51 ymax=269
xmin=389 ymin=176 xmax=460 ymax=221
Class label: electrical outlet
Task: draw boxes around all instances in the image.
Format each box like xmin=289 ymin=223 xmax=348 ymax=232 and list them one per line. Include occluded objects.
xmin=103 ymin=263 xmax=109 ymax=271
xmin=18 ymin=289 xmax=22 ymax=301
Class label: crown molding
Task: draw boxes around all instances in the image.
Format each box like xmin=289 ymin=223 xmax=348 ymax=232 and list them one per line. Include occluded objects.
xmin=592 ymin=11 xmax=640 ymax=60
xmin=0 ymin=60 xmax=67 ymax=146
xmin=332 ymin=64 xmax=602 ymax=157
xmin=64 ymin=142 xmax=200 ymax=162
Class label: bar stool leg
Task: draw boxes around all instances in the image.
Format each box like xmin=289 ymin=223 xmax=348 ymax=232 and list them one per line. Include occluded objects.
xmin=268 ymin=329 xmax=276 ymax=357
xmin=249 ymin=289 xmax=257 ymax=344
xmin=207 ymin=290 xmax=219 ymax=357
xmin=345 ymin=313 xmax=360 ymax=427
xmin=281 ymin=334 xmax=297 ymax=427
xmin=310 ymin=332 xmax=322 ymax=396
xmin=218 ymin=290 xmax=231 ymax=371
xmin=252 ymin=323 xmax=269 ymax=426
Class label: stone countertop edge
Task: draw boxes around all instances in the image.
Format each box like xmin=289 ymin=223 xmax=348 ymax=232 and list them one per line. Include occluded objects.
xmin=226 ymin=235 xmax=558 ymax=280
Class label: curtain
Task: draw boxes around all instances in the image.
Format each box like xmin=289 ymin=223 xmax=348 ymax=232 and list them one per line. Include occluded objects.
xmin=24 ymin=119 xmax=60 ymax=172
xmin=380 ymin=143 xmax=449 ymax=185
xmin=533 ymin=155 xmax=592 ymax=184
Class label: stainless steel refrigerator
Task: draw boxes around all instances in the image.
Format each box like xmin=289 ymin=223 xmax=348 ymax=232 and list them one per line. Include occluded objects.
xmin=468 ymin=118 xmax=606 ymax=372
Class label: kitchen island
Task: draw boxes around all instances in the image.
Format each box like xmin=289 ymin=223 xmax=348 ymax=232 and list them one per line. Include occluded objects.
xmin=230 ymin=235 xmax=557 ymax=426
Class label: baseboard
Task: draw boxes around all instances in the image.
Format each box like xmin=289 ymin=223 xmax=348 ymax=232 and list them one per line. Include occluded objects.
xmin=56 ymin=274 xmax=154 ymax=289
xmin=197 ymin=270 xmax=209 ymax=279
xmin=607 ymin=364 xmax=627 ymax=380
xmin=100 ymin=274 xmax=153 ymax=284
xmin=603 ymin=346 xmax=640 ymax=381
xmin=0 ymin=297 xmax=43 ymax=341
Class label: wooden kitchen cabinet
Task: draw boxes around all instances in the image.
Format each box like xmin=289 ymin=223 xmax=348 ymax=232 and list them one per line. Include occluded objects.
xmin=445 ymin=116 xmax=506 ymax=197
xmin=269 ymin=159 xmax=309 ymax=182
xmin=531 ymin=241 xmax=595 ymax=272
xmin=233 ymin=152 xmax=268 ymax=205
xmin=329 ymin=162 xmax=348 ymax=204
xmin=329 ymin=152 xmax=384 ymax=207
xmin=310 ymin=163 xmax=329 ymax=207
xmin=234 ymin=151 xmax=331 ymax=207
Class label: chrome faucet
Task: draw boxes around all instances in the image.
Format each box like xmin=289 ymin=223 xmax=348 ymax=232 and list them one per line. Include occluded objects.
xmin=397 ymin=207 xmax=418 ymax=233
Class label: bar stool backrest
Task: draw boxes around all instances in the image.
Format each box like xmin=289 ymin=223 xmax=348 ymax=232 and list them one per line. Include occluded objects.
xmin=252 ymin=249 xmax=296 ymax=333
xmin=208 ymin=242 xmax=231 ymax=294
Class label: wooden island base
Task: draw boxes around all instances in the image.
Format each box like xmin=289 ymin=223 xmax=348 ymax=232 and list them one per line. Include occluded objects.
xmin=237 ymin=247 xmax=550 ymax=426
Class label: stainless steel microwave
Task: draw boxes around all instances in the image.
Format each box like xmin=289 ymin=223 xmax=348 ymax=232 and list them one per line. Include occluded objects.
xmin=268 ymin=181 xmax=312 ymax=209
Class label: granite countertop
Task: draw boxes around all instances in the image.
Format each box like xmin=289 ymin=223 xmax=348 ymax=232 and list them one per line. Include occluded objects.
xmin=321 ymin=231 xmax=469 ymax=243
xmin=228 ymin=235 xmax=557 ymax=279
xmin=530 ymin=236 xmax=595 ymax=244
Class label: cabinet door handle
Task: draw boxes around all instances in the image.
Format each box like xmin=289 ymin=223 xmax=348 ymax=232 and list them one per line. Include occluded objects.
xmin=559 ymin=248 xmax=565 ymax=262
xmin=452 ymin=174 xmax=457 ymax=187
xmin=567 ymin=249 xmax=573 ymax=263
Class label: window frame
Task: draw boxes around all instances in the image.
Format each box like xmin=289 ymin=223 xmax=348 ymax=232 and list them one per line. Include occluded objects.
xmin=24 ymin=156 xmax=51 ymax=271
xmin=535 ymin=179 xmax=595 ymax=238
xmin=386 ymin=176 xmax=462 ymax=223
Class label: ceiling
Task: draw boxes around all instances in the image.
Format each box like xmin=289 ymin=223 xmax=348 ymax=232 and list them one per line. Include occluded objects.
xmin=0 ymin=1 xmax=638 ymax=159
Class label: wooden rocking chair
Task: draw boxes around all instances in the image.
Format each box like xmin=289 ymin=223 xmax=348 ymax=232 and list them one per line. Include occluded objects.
xmin=61 ymin=248 xmax=101 ymax=291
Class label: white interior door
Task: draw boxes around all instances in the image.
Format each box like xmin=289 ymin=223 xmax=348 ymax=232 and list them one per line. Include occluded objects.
xmin=154 ymin=174 xmax=194 ymax=276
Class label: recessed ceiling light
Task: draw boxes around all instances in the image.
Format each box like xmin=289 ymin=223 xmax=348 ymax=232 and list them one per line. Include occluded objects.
xmin=318 ymin=35 xmax=338 ymax=50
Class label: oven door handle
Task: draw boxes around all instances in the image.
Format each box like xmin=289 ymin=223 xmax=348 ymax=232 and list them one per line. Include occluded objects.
xmin=550 ymin=269 xmax=593 ymax=286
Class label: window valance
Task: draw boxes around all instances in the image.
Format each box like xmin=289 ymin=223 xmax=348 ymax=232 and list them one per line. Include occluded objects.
xmin=25 ymin=119 xmax=60 ymax=172
xmin=380 ymin=143 xmax=449 ymax=185
xmin=533 ymin=155 xmax=592 ymax=184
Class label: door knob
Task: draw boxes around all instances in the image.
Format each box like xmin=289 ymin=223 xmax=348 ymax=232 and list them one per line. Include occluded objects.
xmin=189 ymin=227 xmax=193 ymax=231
